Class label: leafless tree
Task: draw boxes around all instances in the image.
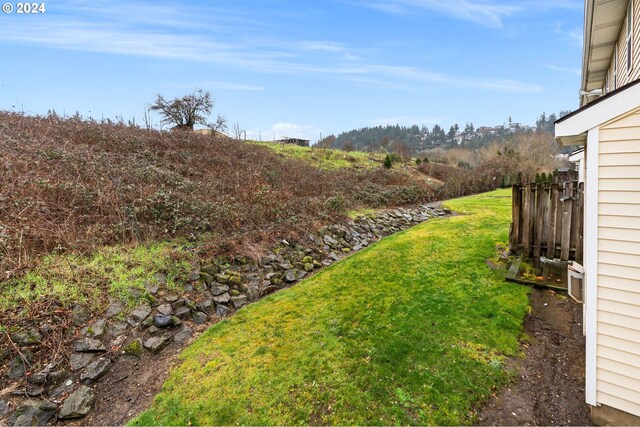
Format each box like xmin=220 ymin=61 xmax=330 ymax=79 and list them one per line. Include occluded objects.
xmin=150 ymin=88 xmax=226 ymax=132
xmin=343 ymin=141 xmax=355 ymax=152
xmin=233 ymin=122 xmax=245 ymax=140
xmin=142 ymin=103 xmax=153 ymax=130
xmin=392 ymin=141 xmax=412 ymax=163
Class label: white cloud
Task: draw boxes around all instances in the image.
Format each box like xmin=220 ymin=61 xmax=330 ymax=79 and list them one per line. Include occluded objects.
xmin=0 ymin=2 xmax=541 ymax=95
xmin=296 ymin=41 xmax=346 ymax=52
xmin=365 ymin=115 xmax=442 ymax=126
xmin=207 ymin=81 xmax=266 ymax=91
xmin=547 ymin=65 xmax=581 ymax=76
xmin=522 ymin=0 xmax=582 ymax=12
xmin=367 ymin=64 xmax=543 ymax=92
xmin=56 ymin=1 xmax=206 ymax=29
xmin=359 ymin=0 xmax=582 ymax=29
xmin=361 ymin=0 xmax=520 ymax=28
xmin=0 ymin=18 xmax=540 ymax=93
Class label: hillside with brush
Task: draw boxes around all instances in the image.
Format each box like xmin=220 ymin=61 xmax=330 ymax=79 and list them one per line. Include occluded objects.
xmin=0 ymin=111 xmax=554 ymax=278
xmin=0 ymin=112 xmax=440 ymax=277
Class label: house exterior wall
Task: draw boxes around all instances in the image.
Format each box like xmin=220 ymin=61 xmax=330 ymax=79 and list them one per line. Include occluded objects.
xmin=558 ymin=1 xmax=640 ymax=421
xmin=604 ymin=0 xmax=640 ymax=92
xmin=595 ymin=107 xmax=640 ymax=417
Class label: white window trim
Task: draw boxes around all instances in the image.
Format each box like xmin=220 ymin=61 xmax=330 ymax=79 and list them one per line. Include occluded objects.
xmin=627 ymin=0 xmax=633 ymax=73
xmin=614 ymin=45 xmax=618 ymax=89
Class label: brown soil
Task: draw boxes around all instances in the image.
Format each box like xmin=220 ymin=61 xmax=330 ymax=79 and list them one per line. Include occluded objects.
xmin=476 ymin=287 xmax=593 ymax=426
xmin=64 ymin=322 xmax=211 ymax=426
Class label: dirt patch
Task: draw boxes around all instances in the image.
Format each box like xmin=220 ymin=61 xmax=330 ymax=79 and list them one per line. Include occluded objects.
xmin=476 ymin=287 xmax=592 ymax=426
xmin=64 ymin=326 xmax=207 ymax=426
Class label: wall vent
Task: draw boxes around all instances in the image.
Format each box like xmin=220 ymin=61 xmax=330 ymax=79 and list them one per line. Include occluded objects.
xmin=568 ymin=261 xmax=584 ymax=303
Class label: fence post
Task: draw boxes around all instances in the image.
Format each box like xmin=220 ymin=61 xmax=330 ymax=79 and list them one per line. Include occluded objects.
xmin=534 ymin=183 xmax=546 ymax=258
xmin=510 ymin=185 xmax=521 ymax=252
xmin=570 ymin=181 xmax=580 ymax=260
xmin=522 ymin=184 xmax=532 ymax=257
xmin=555 ymin=184 xmax=563 ymax=257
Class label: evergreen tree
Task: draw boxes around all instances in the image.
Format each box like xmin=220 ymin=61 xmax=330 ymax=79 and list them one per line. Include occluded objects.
xmin=383 ymin=154 xmax=393 ymax=169
xmin=464 ymin=122 xmax=475 ymax=135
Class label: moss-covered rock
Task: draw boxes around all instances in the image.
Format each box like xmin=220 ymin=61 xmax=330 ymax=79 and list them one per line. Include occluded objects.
xmin=201 ymin=264 xmax=219 ymax=277
xmin=123 ymin=338 xmax=144 ymax=358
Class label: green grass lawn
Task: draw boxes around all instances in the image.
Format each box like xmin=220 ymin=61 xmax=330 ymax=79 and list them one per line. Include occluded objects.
xmin=131 ymin=188 xmax=529 ymax=426
xmin=250 ymin=141 xmax=384 ymax=169
xmin=1 ymin=241 xmax=197 ymax=315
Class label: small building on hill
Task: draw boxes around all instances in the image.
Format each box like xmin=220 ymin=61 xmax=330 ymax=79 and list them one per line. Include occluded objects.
xmin=193 ymin=128 xmax=231 ymax=139
xmin=277 ymin=137 xmax=310 ymax=147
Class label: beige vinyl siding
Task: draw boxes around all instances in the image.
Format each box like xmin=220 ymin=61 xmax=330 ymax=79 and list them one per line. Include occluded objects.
xmin=599 ymin=309 xmax=640 ymax=328
xmin=600 ymin=152 xmax=640 ymax=165
xmin=596 ymin=107 xmax=640 ymax=417
xmin=600 ymin=214 xmax=640 ymax=228
xmin=599 ymin=238 xmax=640 ymax=253
xmin=600 ymin=192 xmax=640 ymax=204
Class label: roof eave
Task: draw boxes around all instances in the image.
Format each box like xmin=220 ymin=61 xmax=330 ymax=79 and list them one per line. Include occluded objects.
xmin=581 ymin=0 xmax=595 ymax=107
xmin=556 ymin=79 xmax=640 ymax=145
xmin=556 ymin=133 xmax=587 ymax=147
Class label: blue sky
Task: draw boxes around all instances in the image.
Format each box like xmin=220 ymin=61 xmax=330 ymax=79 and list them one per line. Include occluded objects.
xmin=0 ymin=0 xmax=584 ymax=142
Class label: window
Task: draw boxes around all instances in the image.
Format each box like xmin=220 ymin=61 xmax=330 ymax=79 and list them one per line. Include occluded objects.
xmin=627 ymin=0 xmax=633 ymax=72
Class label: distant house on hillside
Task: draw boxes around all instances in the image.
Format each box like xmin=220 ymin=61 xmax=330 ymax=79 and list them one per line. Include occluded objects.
xmin=171 ymin=124 xmax=192 ymax=132
xmin=555 ymin=0 xmax=640 ymax=424
xmin=508 ymin=122 xmax=522 ymax=132
xmin=476 ymin=126 xmax=495 ymax=136
xmin=277 ymin=137 xmax=310 ymax=147
xmin=193 ymin=128 xmax=230 ymax=139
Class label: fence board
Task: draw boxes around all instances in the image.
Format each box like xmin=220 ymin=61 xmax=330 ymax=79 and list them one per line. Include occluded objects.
xmin=522 ymin=185 xmax=532 ymax=257
xmin=547 ymin=184 xmax=559 ymax=258
xmin=555 ymin=188 xmax=563 ymax=251
xmin=561 ymin=182 xmax=574 ymax=261
xmin=570 ymin=182 xmax=579 ymax=258
xmin=534 ymin=184 xmax=546 ymax=258
xmin=510 ymin=185 xmax=521 ymax=252
xmin=510 ymin=178 xmax=583 ymax=263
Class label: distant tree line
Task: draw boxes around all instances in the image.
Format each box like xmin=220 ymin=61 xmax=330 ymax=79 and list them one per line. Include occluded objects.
xmin=535 ymin=111 xmax=571 ymax=133
xmin=317 ymin=111 xmax=572 ymax=155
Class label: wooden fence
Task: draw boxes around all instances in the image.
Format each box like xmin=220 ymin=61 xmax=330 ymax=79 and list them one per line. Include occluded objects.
xmin=509 ymin=181 xmax=584 ymax=263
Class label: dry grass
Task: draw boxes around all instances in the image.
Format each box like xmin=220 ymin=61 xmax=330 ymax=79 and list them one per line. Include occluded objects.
xmin=0 ymin=111 xmax=437 ymax=276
